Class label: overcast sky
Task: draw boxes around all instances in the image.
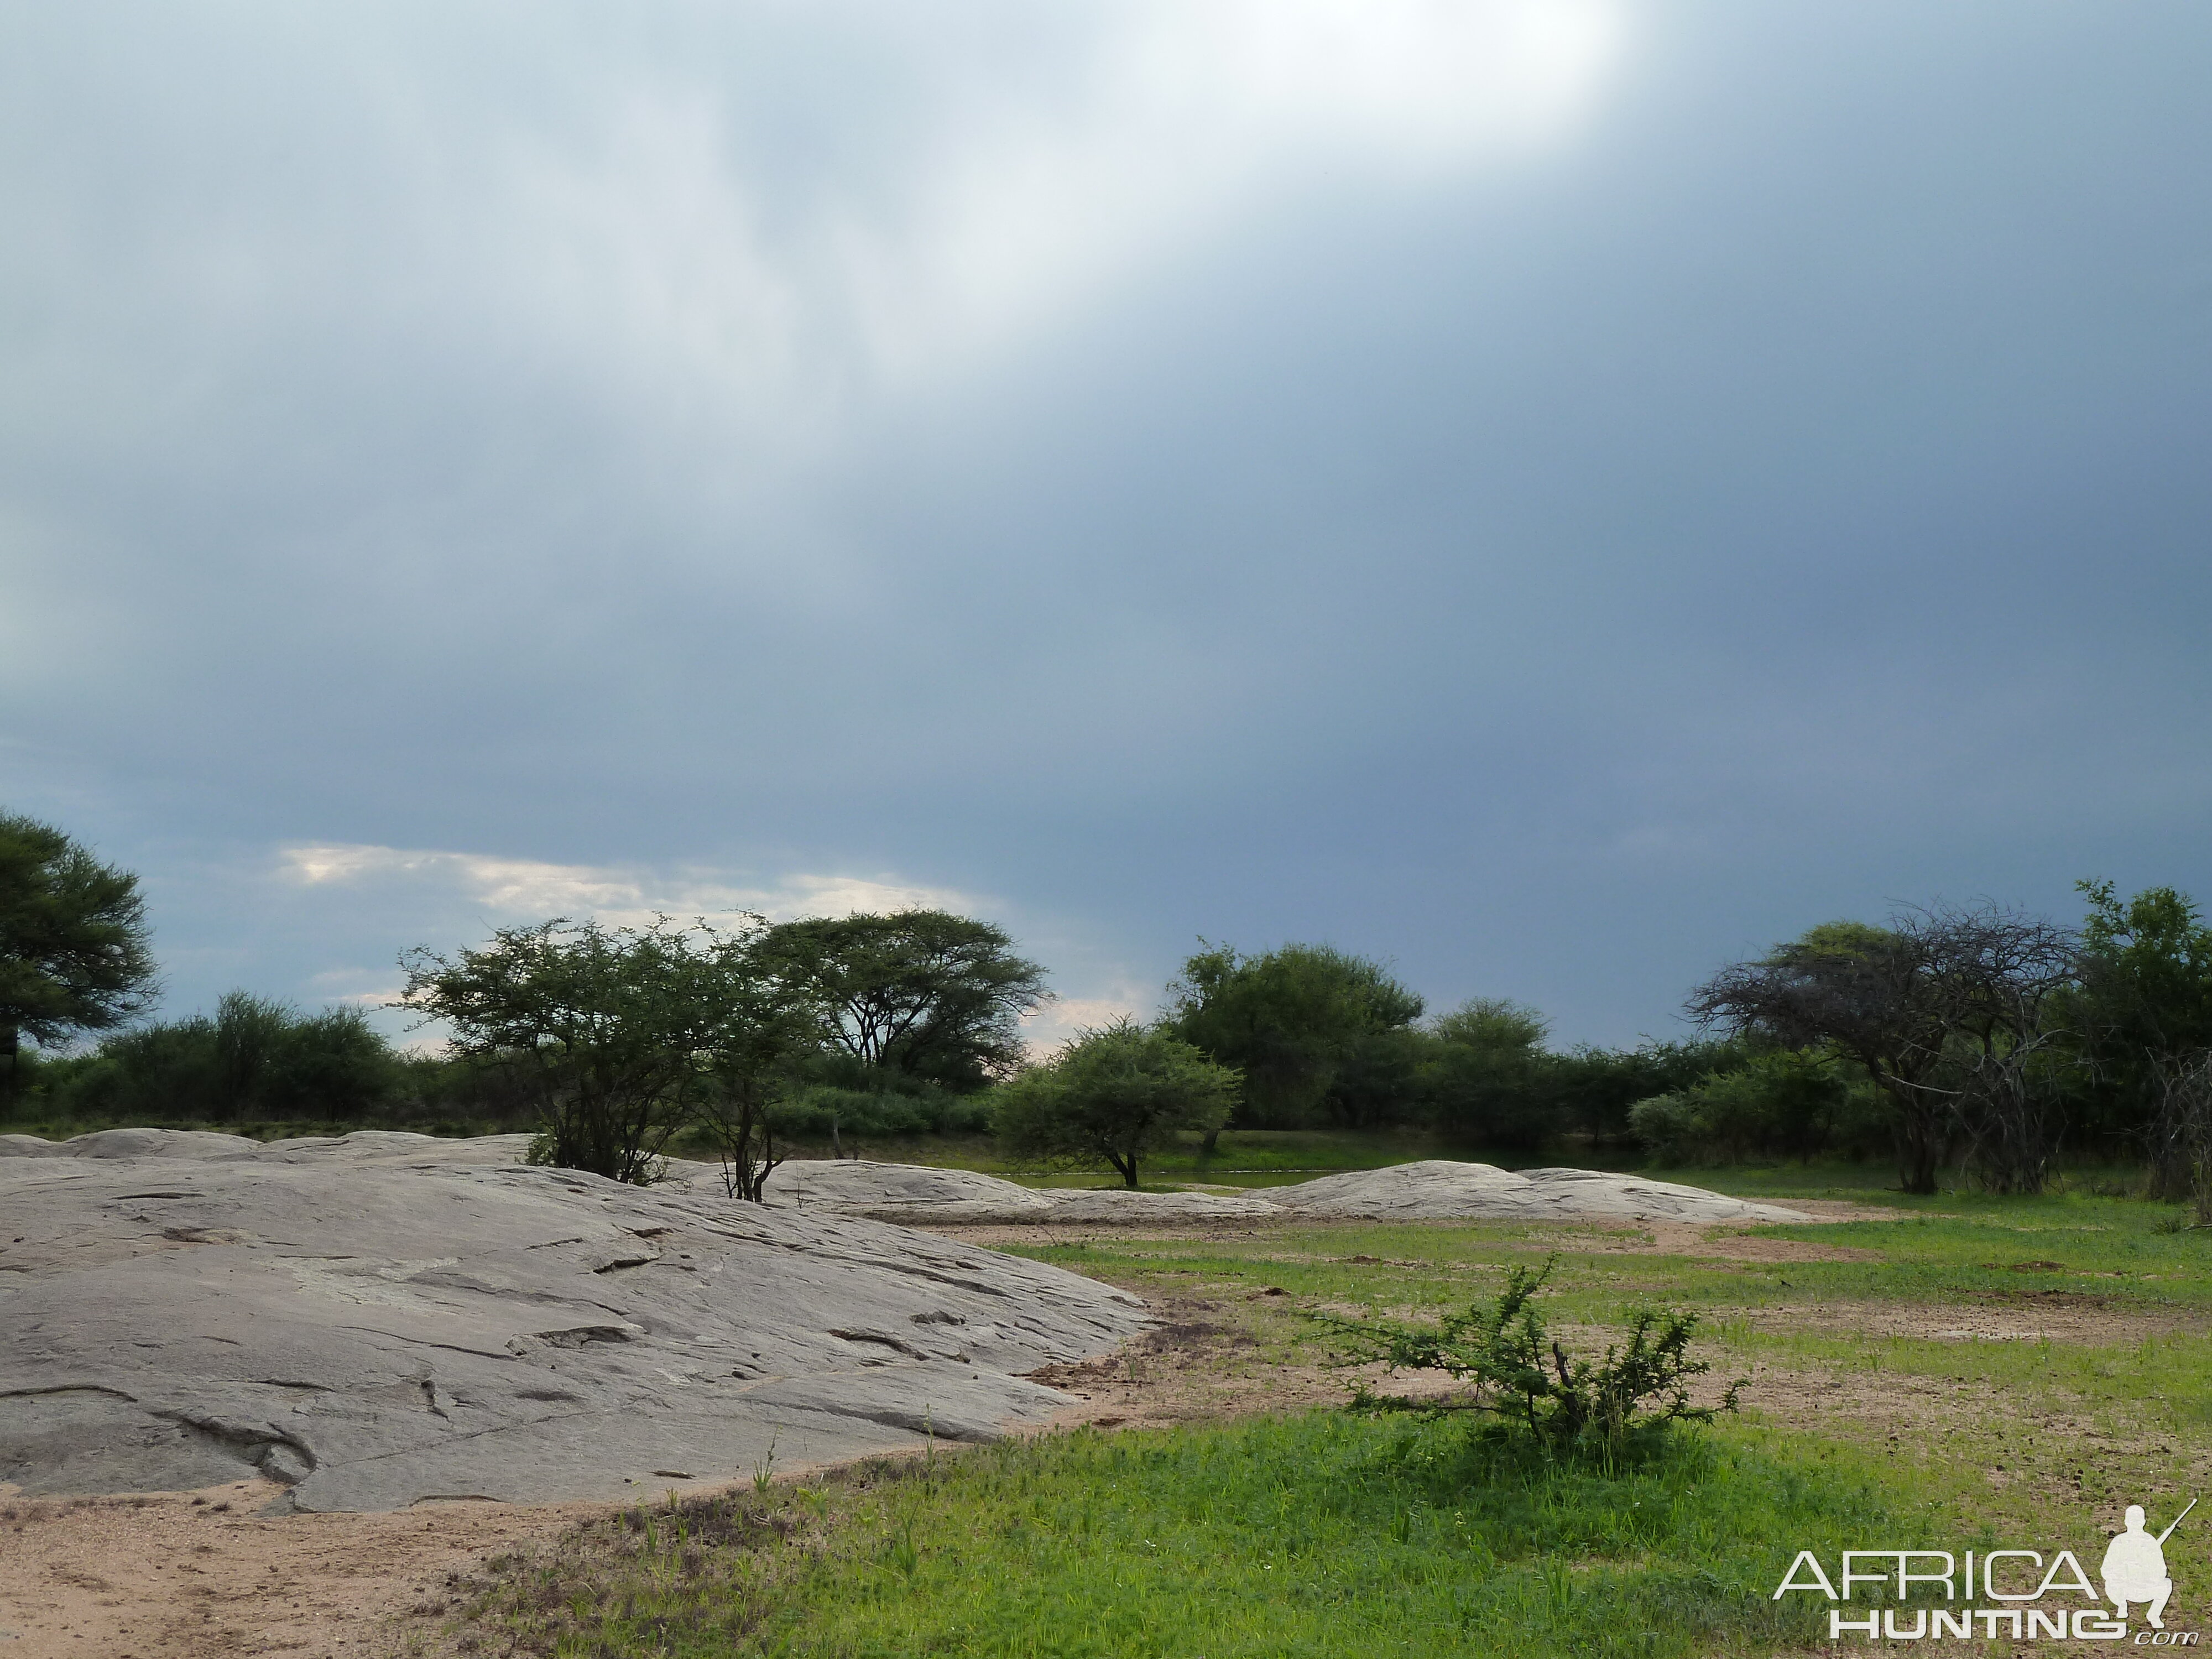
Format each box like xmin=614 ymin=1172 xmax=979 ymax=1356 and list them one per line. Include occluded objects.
xmin=5 ymin=1 xmax=2209 ymax=1050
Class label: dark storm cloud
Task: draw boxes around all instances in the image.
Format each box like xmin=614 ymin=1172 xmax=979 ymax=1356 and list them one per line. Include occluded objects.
xmin=3 ymin=1 xmax=2208 ymax=1042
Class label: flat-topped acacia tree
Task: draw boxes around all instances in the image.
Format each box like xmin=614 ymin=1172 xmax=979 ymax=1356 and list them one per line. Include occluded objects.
xmin=753 ymin=910 xmax=1050 ymax=1092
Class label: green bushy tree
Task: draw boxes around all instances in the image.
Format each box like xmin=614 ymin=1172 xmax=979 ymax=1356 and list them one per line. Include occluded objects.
xmin=1418 ymin=999 xmax=1557 ymax=1149
xmin=1626 ymin=1048 xmax=1876 ymax=1165
xmin=769 ymin=1081 xmax=994 ymax=1145
xmin=1541 ymin=1037 xmax=1750 ymax=1148
xmin=992 ymin=1018 xmax=1237 ymax=1188
xmin=39 ymin=992 xmax=401 ymax=1124
xmin=689 ymin=954 xmax=816 ymax=1201
xmin=0 ymin=812 xmax=157 ymax=1107
xmin=401 ymin=917 xmax=732 ymax=1183
xmin=401 ymin=915 xmax=816 ymax=1190
xmin=1165 ymin=942 xmax=1421 ymax=1139
xmin=2070 ymin=879 xmax=2212 ymax=1194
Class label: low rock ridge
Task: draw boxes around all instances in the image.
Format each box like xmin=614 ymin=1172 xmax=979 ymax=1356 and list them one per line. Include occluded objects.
xmin=0 ymin=1143 xmax=1146 ymax=1512
xmin=746 ymin=1153 xmax=1809 ymax=1225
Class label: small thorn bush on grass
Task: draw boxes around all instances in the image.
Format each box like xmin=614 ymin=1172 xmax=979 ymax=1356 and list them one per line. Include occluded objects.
xmin=1313 ymin=1256 xmax=1745 ymax=1458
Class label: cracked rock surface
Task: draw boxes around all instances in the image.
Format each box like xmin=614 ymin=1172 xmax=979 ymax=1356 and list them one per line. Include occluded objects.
xmin=0 ymin=1135 xmax=1146 ymax=1512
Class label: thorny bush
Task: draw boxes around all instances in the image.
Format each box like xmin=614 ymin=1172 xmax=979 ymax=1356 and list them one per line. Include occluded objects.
xmin=1313 ymin=1256 xmax=1745 ymax=1458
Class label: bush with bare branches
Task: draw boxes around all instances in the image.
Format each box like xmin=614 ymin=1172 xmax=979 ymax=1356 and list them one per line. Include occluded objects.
xmin=1689 ymin=902 xmax=2078 ymax=1194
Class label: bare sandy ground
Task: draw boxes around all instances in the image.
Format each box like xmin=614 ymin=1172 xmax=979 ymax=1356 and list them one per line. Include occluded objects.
xmin=1 ymin=1198 xmax=2118 ymax=1658
xmin=0 ymin=1479 xmax=580 ymax=1659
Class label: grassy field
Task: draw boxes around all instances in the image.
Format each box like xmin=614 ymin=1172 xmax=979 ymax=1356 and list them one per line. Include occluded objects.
xmin=466 ymin=1417 xmax=1910 ymax=1658
xmin=440 ymin=1167 xmax=2212 ymax=1656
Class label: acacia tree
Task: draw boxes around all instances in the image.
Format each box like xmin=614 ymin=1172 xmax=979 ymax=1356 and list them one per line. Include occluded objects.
xmin=1692 ymin=919 xmax=1949 ymax=1193
xmin=1689 ymin=904 xmax=2079 ymax=1194
xmin=401 ymin=915 xmax=809 ymax=1194
xmin=399 ymin=917 xmax=730 ymax=1184
xmin=0 ymin=812 xmax=158 ymax=1104
xmin=992 ymin=1019 xmax=1238 ymax=1188
xmin=1910 ymin=907 xmax=2079 ymax=1192
xmin=754 ymin=910 xmax=1050 ymax=1090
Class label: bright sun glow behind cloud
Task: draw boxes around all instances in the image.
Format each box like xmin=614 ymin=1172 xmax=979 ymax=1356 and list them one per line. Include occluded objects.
xmin=499 ymin=0 xmax=1627 ymax=457
xmin=862 ymin=0 xmax=1627 ymax=374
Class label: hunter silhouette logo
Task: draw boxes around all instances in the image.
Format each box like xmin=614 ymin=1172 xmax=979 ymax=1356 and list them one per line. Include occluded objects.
xmin=2106 ymin=1499 xmax=2194 ymax=1629
xmin=1775 ymin=1497 xmax=2200 ymax=1643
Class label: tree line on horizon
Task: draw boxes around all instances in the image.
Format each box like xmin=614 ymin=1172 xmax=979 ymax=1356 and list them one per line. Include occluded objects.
xmin=5 ymin=809 xmax=2211 ymax=1208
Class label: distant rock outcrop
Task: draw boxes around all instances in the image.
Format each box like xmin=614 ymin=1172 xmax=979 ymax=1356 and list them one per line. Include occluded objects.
xmin=1261 ymin=1160 xmax=1811 ymax=1223
xmin=749 ymin=1159 xmax=1282 ymax=1223
xmin=751 ymin=1154 xmax=1808 ymax=1225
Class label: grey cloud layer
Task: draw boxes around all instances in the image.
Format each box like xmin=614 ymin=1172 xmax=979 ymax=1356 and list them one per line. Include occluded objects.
xmin=3 ymin=1 xmax=2208 ymax=1040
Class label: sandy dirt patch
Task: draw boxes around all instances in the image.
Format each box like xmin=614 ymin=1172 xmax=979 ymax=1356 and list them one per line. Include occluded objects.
xmin=0 ymin=1478 xmax=582 ymax=1659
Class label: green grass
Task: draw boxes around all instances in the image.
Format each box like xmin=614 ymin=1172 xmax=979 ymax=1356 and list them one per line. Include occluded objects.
xmin=1001 ymin=1190 xmax=2212 ymax=1318
xmin=1634 ymin=1158 xmax=2158 ymax=1202
xmin=453 ymin=1185 xmax=2212 ymax=1655
xmin=994 ymin=1190 xmax=2212 ymax=1538
xmin=468 ymin=1413 xmax=1921 ymax=1658
xmin=40 ymin=1118 xmax=2175 ymax=1650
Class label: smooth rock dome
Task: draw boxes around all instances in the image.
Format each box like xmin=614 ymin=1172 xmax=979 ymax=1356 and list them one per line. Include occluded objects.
xmin=0 ymin=1136 xmax=1145 ymax=1512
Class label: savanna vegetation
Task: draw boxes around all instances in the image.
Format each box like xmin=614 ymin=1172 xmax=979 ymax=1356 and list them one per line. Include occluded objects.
xmin=12 ymin=810 xmax=2212 ymax=1654
xmin=438 ymin=1173 xmax=2212 ymax=1656
xmin=10 ymin=805 xmax=2212 ymax=1217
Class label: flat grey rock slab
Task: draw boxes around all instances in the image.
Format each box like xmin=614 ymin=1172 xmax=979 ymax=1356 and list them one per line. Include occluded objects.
xmin=0 ymin=1128 xmax=540 ymax=1166
xmin=2 ymin=1134 xmax=1813 ymax=1226
xmin=755 ymin=1159 xmax=1057 ymax=1218
xmin=1032 ymin=1187 xmax=1286 ymax=1222
xmin=1266 ymin=1160 xmax=1811 ymax=1222
xmin=749 ymin=1156 xmax=1806 ymax=1224
xmin=747 ymin=1160 xmax=1282 ymax=1223
xmin=0 ymin=1146 xmax=1146 ymax=1512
